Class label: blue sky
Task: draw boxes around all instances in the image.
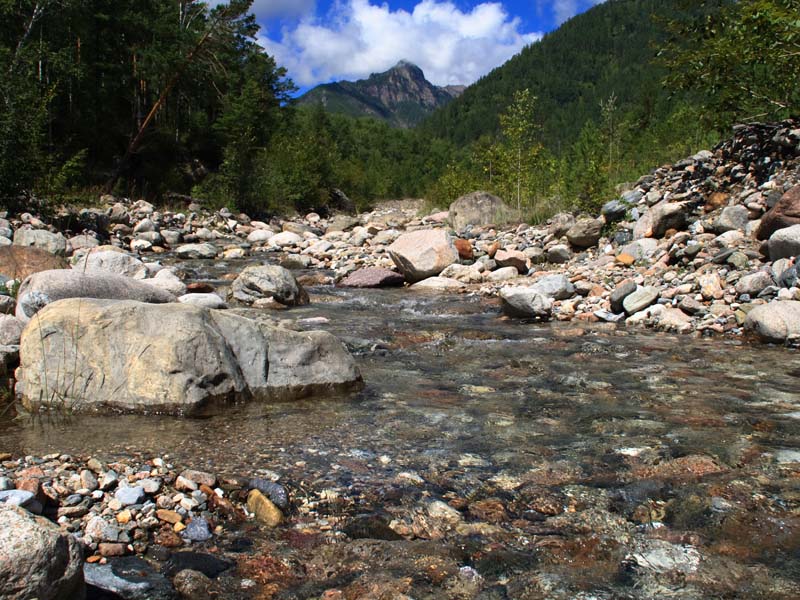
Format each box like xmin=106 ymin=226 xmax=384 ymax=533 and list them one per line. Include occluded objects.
xmin=242 ymin=1 xmax=605 ymax=88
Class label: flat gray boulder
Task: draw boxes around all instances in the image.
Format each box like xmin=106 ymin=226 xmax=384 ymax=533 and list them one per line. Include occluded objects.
xmin=338 ymin=267 xmax=404 ymax=288
xmin=745 ymin=301 xmax=800 ymax=343
xmin=15 ymin=269 xmax=175 ymax=323
xmin=623 ymin=286 xmax=660 ymax=315
xmin=72 ymin=248 xmax=148 ymax=279
xmin=388 ymin=229 xmax=458 ymax=283
xmin=17 ymin=299 xmax=361 ymax=415
xmin=768 ymin=224 xmax=800 ymax=260
xmin=499 ymin=287 xmax=554 ymax=319
xmin=175 ymin=243 xmax=218 ymax=259
xmin=529 ymin=274 xmax=575 ymax=300
xmin=0 ymin=504 xmax=85 ymax=600
xmin=13 ymin=229 xmax=67 ymax=256
xmin=231 ymin=265 xmax=309 ymax=306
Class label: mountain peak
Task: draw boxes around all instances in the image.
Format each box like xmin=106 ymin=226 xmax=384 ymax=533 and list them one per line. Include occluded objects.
xmin=297 ymin=62 xmax=464 ymax=128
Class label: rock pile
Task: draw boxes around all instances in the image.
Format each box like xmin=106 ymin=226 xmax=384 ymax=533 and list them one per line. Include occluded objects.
xmin=0 ymin=119 xmax=799 ymax=361
xmin=0 ymin=452 xmax=293 ymax=599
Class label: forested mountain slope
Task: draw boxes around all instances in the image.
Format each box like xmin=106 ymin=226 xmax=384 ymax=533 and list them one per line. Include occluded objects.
xmin=422 ymin=0 xmax=683 ymax=149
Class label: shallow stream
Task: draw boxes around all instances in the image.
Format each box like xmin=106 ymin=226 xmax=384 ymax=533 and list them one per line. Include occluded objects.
xmin=2 ymin=257 xmax=800 ymax=598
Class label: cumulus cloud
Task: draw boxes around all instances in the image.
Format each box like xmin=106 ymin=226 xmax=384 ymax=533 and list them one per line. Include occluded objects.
xmin=551 ymin=0 xmax=606 ymax=25
xmin=258 ymin=0 xmax=542 ymax=87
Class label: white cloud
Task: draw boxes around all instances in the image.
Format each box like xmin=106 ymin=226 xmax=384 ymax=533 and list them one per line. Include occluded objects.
xmin=551 ymin=0 xmax=606 ymax=25
xmin=258 ymin=0 xmax=542 ymax=87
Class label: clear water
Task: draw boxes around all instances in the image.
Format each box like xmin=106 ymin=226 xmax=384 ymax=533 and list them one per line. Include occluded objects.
xmin=2 ymin=257 xmax=799 ymax=598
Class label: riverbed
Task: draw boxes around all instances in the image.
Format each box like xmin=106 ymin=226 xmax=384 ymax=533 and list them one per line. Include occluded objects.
xmin=2 ymin=257 xmax=800 ymax=599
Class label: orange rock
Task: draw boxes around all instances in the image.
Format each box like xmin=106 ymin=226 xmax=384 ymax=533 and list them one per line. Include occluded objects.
xmin=615 ymin=253 xmax=635 ymax=266
xmin=705 ymin=191 xmax=730 ymax=212
xmin=453 ymin=238 xmax=473 ymax=260
xmin=156 ymin=509 xmax=182 ymax=524
xmin=487 ymin=241 xmax=500 ymax=258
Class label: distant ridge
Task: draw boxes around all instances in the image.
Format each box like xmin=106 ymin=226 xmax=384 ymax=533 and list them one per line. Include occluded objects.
xmin=297 ymin=61 xmax=465 ymax=128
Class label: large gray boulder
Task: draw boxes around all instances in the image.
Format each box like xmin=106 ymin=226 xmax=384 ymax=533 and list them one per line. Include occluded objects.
xmin=72 ymin=248 xmax=148 ymax=279
xmin=17 ymin=299 xmax=362 ymax=415
xmin=634 ymin=201 xmax=688 ymax=239
xmin=388 ymin=229 xmax=458 ymax=283
xmin=13 ymin=229 xmax=67 ymax=256
xmin=338 ymin=267 xmax=404 ymax=288
xmin=231 ymin=265 xmax=309 ymax=306
xmin=767 ymin=224 xmax=800 ymax=260
xmin=744 ymin=301 xmax=800 ymax=343
xmin=449 ymin=191 xmax=516 ymax=231
xmin=0 ymin=504 xmax=85 ymax=600
xmin=15 ymin=269 xmax=175 ymax=323
xmin=715 ymin=205 xmax=750 ymax=233
xmin=529 ymin=274 xmax=575 ymax=300
xmin=566 ymin=217 xmax=603 ymax=248
xmin=499 ymin=287 xmax=554 ymax=319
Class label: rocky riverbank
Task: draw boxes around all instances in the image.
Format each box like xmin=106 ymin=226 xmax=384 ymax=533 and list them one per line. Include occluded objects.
xmin=1 ymin=121 xmax=797 ymax=360
xmin=1 ymin=119 xmax=800 ymax=599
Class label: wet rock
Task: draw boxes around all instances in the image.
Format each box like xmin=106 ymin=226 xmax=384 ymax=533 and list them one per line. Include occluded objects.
xmin=449 ymin=191 xmax=515 ymax=231
xmin=0 ymin=246 xmax=68 ymax=281
xmin=343 ymin=514 xmax=404 ymax=541
xmin=17 ymin=299 xmax=362 ymax=414
xmin=13 ymin=229 xmax=67 ymax=255
xmin=767 ymin=224 xmax=800 ymax=260
xmin=499 ymin=287 xmax=553 ymax=319
xmin=0 ymin=504 xmax=85 ymax=600
xmin=172 ymin=569 xmax=212 ymax=600
xmin=231 ymin=265 xmax=309 ymax=306
xmin=182 ymin=517 xmax=212 ymax=542
xmin=339 ymin=267 xmax=404 ymax=288
xmin=249 ymin=479 xmax=289 ymax=510
xmin=388 ymin=229 xmax=458 ymax=282
xmin=757 ymin=185 xmax=800 ymax=239
xmin=247 ymin=489 xmax=283 ymax=527
xmin=623 ymin=286 xmax=659 ymax=315
xmin=410 ymin=276 xmax=465 ymax=291
xmin=566 ymin=217 xmax=603 ymax=248
xmin=162 ymin=552 xmax=232 ymax=579
xmin=15 ymin=269 xmax=175 ymax=323
xmin=85 ymin=557 xmax=176 ymax=600
xmin=745 ymin=301 xmax=800 ymax=343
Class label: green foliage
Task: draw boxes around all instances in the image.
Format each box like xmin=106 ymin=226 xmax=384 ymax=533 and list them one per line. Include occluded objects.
xmin=661 ymin=0 xmax=800 ymax=129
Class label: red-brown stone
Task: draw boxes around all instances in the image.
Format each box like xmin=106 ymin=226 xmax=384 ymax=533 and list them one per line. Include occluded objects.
xmin=758 ymin=185 xmax=800 ymax=240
